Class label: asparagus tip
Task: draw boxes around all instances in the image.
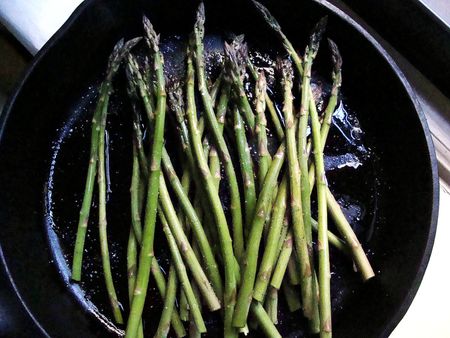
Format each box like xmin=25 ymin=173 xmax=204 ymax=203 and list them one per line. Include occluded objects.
xmin=143 ymin=15 xmax=160 ymax=52
xmin=106 ymin=37 xmax=142 ymax=77
xmin=327 ymin=38 xmax=342 ymax=71
xmin=194 ymin=2 xmax=206 ymax=39
xmin=278 ymin=58 xmax=293 ymax=84
xmin=167 ymin=83 xmax=184 ymax=113
xmin=224 ymin=36 xmax=248 ymax=79
xmin=252 ymin=0 xmax=282 ymax=33
xmin=309 ymin=16 xmax=328 ymax=54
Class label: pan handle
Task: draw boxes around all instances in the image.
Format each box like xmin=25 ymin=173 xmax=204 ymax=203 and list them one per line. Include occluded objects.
xmin=0 ymin=0 xmax=83 ymax=55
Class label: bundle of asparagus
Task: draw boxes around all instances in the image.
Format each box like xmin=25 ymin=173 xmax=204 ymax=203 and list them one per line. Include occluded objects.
xmin=70 ymin=2 xmax=374 ymax=337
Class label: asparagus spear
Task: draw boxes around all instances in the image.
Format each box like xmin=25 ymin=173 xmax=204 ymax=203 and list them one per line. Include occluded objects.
xmin=254 ymin=71 xmax=272 ymax=189
xmin=248 ymin=60 xmax=284 ymax=140
xmin=280 ymin=59 xmax=319 ymax=332
xmin=158 ymin=208 xmax=207 ymax=333
xmin=71 ymin=37 xmax=140 ymax=282
xmin=126 ymin=17 xmax=166 ymax=338
xmin=154 ymin=264 xmax=178 ymax=338
xmin=298 ymin=18 xmax=327 ymax=281
xmin=233 ymin=106 xmax=257 ymax=229
xmin=185 ymin=48 xmax=238 ymax=338
xmin=307 ymin=76 xmax=332 ymax=338
xmin=233 ymin=142 xmax=286 ymax=328
xmin=224 ymin=35 xmax=256 ymax=131
xmin=158 ymin=174 xmax=221 ymax=312
xmin=270 ymin=228 xmax=293 ymax=290
xmin=250 ymin=302 xmax=282 ymax=338
xmin=253 ymin=176 xmax=287 ymax=301
xmin=193 ymin=3 xmax=244 ymax=262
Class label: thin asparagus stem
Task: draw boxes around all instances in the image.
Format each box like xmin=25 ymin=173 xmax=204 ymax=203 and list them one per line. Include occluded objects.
xmin=127 ymin=229 xmax=144 ymax=338
xmin=126 ymin=18 xmax=166 ymax=338
xmin=224 ymin=35 xmax=255 ymax=131
xmin=233 ymin=142 xmax=286 ymax=328
xmin=253 ymin=176 xmax=287 ymax=301
xmin=209 ymin=82 xmax=231 ymax=191
xmin=161 ymin=149 xmax=223 ymax=299
xmin=270 ymin=228 xmax=293 ymax=290
xmin=254 ymin=71 xmax=272 ymax=189
xmin=193 ymin=4 xmax=244 ymax=263
xmin=185 ymin=46 xmax=238 ymax=338
xmin=248 ymin=60 xmax=284 ymax=140
xmin=154 ymin=264 xmax=178 ymax=338
xmin=72 ymin=37 xmax=140 ymax=281
xmin=158 ymin=208 xmax=207 ymax=333
xmin=233 ymin=106 xmax=257 ymax=229
xmin=280 ymin=59 xmax=319 ymax=332
xmin=250 ymin=302 xmax=282 ymax=338
xmin=151 ymin=260 xmax=187 ymax=338
xmin=307 ymin=71 xmax=332 ymax=338
xmin=158 ymin=174 xmax=221 ymax=311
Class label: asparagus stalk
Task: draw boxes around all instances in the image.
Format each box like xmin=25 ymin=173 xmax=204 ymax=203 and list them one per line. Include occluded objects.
xmin=185 ymin=48 xmax=238 ymax=338
xmin=265 ymin=287 xmax=278 ymax=324
xmin=158 ymin=208 xmax=207 ymax=333
xmin=158 ymin=174 xmax=221 ymax=311
xmin=233 ymin=106 xmax=257 ymax=228
xmin=71 ymin=37 xmax=140 ymax=281
xmin=250 ymin=302 xmax=282 ymax=338
xmin=233 ymin=142 xmax=286 ymax=328
xmin=270 ymin=228 xmax=293 ymax=290
xmin=254 ymin=71 xmax=272 ymax=189
xmin=193 ymin=4 xmax=244 ymax=262
xmin=308 ymin=83 xmax=332 ymax=338
xmin=253 ymin=175 xmax=287 ymax=301
xmin=224 ymin=35 xmax=256 ymax=131
xmin=280 ymin=59 xmax=319 ymax=332
xmin=126 ymin=18 xmax=166 ymax=338
xmin=154 ymin=264 xmax=178 ymax=338
xmin=298 ymin=18 xmax=326 ymax=275
xmin=151 ymin=260 xmax=187 ymax=338
xmin=282 ymin=281 xmax=302 ymax=312
xmin=248 ymin=60 xmax=284 ymax=140
xmin=209 ymin=82 xmax=231 ymax=191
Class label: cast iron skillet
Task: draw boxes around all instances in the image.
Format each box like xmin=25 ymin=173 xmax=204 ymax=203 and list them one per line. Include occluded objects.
xmin=0 ymin=0 xmax=439 ymax=337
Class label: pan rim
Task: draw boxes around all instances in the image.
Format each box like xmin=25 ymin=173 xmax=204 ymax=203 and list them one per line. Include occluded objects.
xmin=0 ymin=0 xmax=439 ymax=337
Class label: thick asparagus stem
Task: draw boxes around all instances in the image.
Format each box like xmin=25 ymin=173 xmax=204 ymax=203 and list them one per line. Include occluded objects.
xmin=265 ymin=287 xmax=278 ymax=324
xmin=158 ymin=208 xmax=207 ymax=333
xmin=126 ymin=18 xmax=166 ymax=338
xmin=185 ymin=48 xmax=238 ymax=338
xmin=253 ymin=176 xmax=287 ymax=301
xmin=250 ymin=302 xmax=282 ymax=338
xmin=158 ymin=174 xmax=221 ymax=311
xmin=193 ymin=4 xmax=244 ymax=262
xmin=233 ymin=142 xmax=286 ymax=328
xmin=154 ymin=264 xmax=178 ymax=338
xmin=233 ymin=106 xmax=257 ymax=228
xmin=72 ymin=38 xmax=140 ymax=281
xmin=280 ymin=59 xmax=319 ymax=332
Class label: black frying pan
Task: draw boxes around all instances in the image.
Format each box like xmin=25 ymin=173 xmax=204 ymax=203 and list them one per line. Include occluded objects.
xmin=0 ymin=0 xmax=439 ymax=337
